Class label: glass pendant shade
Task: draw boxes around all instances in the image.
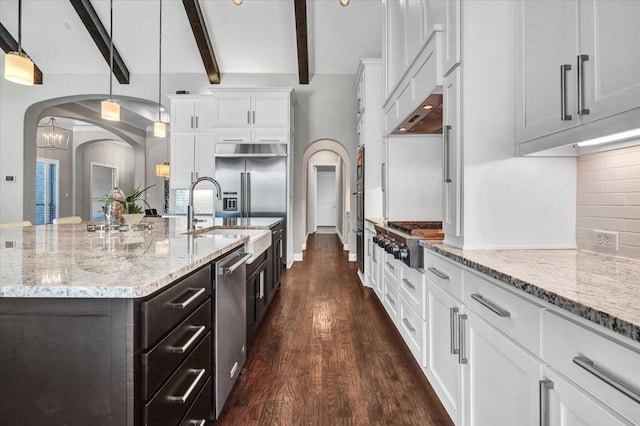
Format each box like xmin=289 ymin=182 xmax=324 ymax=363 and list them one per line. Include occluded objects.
xmin=155 ymin=163 xmax=170 ymax=178
xmin=233 ymin=0 xmax=242 ymax=4
xmin=340 ymin=0 xmax=349 ymax=6
xmin=101 ymin=99 xmax=120 ymax=121
xmin=153 ymin=121 xmax=166 ymax=137
xmin=37 ymin=118 xmax=70 ymax=150
xmin=4 ymin=52 xmax=34 ymax=85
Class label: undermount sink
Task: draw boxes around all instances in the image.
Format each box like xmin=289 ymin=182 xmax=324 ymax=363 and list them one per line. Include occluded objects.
xmin=203 ymin=228 xmax=271 ymax=263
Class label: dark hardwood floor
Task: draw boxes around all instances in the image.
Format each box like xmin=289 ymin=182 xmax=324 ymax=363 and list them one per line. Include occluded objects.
xmin=216 ymin=233 xmax=453 ymax=425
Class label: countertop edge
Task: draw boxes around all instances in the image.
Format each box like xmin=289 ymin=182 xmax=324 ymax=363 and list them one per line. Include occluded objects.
xmin=420 ymin=241 xmax=640 ymax=344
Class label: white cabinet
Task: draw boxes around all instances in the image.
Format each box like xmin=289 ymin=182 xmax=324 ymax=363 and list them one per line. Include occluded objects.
xmin=398 ymin=262 xmax=428 ymax=366
xmin=463 ymin=309 xmax=543 ymax=426
xmin=170 ymin=97 xmax=217 ymax=132
xmin=515 ymin=0 xmax=640 ymax=154
xmin=364 ymin=221 xmax=376 ymax=288
xmin=372 ymin=244 xmax=384 ymax=300
xmin=214 ymin=90 xmax=290 ymax=128
xmin=442 ymin=67 xmax=461 ymax=242
xmin=170 ymin=133 xmax=215 ymax=189
xmin=442 ymin=0 xmax=461 ymax=77
xmin=382 ymin=252 xmax=400 ymax=324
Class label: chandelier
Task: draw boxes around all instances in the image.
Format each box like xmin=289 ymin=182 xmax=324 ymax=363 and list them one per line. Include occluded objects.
xmin=37 ymin=118 xmax=70 ymax=150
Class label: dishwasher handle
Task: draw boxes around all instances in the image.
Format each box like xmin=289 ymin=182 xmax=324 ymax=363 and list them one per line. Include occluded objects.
xmin=217 ymin=252 xmax=251 ymax=276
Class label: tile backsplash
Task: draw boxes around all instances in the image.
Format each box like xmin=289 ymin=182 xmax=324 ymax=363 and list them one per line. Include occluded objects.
xmin=577 ymin=145 xmax=640 ymax=259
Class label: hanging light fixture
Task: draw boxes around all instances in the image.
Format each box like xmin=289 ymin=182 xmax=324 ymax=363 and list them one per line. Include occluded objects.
xmin=101 ymin=0 xmax=120 ymax=121
xmin=233 ymin=0 xmax=243 ymax=5
xmin=340 ymin=0 xmax=350 ymax=6
xmin=153 ymin=0 xmax=166 ymax=137
xmin=4 ymin=0 xmax=35 ymax=85
xmin=36 ymin=117 xmax=70 ymax=150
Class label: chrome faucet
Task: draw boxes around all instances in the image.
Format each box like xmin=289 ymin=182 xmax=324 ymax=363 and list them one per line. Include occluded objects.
xmin=187 ymin=176 xmax=222 ymax=231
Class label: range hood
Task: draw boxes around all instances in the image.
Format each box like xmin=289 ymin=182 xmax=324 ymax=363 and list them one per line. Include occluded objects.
xmin=391 ymin=93 xmax=443 ymax=135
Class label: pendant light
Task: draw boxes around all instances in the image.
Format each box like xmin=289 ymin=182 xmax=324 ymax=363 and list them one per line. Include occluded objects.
xmin=340 ymin=0 xmax=350 ymax=6
xmin=4 ymin=0 xmax=35 ymax=85
xmin=101 ymin=0 xmax=120 ymax=121
xmin=153 ymin=0 xmax=166 ymax=137
xmin=36 ymin=117 xmax=70 ymax=150
xmin=233 ymin=0 xmax=243 ymax=5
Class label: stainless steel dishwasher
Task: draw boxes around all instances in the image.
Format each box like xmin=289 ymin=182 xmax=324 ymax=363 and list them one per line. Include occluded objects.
xmin=214 ymin=246 xmax=251 ymax=418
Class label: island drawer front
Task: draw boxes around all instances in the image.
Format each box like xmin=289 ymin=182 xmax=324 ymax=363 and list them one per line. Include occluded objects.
xmin=144 ymin=332 xmax=211 ymax=426
xmin=383 ymin=279 xmax=400 ymax=323
xmin=464 ymin=271 xmax=543 ymax=355
xmin=543 ymin=311 xmax=640 ymax=424
xmin=398 ymin=295 xmax=427 ymax=367
xmin=142 ymin=299 xmax=212 ymax=401
xmin=383 ymin=253 xmax=399 ymax=288
xmin=179 ymin=376 xmax=212 ymax=426
xmin=142 ymin=265 xmax=212 ymax=348
xmin=424 ymin=251 xmax=463 ymax=301
xmin=399 ymin=264 xmax=427 ymax=319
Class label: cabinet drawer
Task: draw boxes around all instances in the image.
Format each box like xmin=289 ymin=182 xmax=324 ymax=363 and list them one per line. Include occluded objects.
xmin=399 ymin=264 xmax=427 ymax=319
xmin=215 ymin=128 xmax=251 ymax=143
xmin=142 ymin=265 xmax=211 ymax=348
xmin=179 ymin=376 xmax=212 ymax=426
xmin=383 ymin=279 xmax=400 ymax=323
xmin=543 ymin=311 xmax=640 ymax=424
xmin=398 ymin=295 xmax=427 ymax=367
xmin=383 ymin=253 xmax=399 ymax=287
xmin=464 ymin=271 xmax=543 ymax=355
xmin=424 ymin=251 xmax=463 ymax=300
xmin=144 ymin=333 xmax=211 ymax=426
xmin=142 ymin=299 xmax=212 ymax=401
xmin=251 ymin=128 xmax=288 ymax=143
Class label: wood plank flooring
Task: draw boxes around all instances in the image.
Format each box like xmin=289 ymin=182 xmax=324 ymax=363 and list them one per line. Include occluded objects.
xmin=216 ymin=233 xmax=453 ymax=425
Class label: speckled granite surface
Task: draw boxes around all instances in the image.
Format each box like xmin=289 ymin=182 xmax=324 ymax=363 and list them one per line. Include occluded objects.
xmin=0 ymin=217 xmax=280 ymax=299
xmin=420 ymin=242 xmax=640 ymax=343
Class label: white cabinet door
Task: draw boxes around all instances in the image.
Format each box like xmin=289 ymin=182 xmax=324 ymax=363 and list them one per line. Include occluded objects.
xmin=442 ymin=67 xmax=461 ymax=240
xmin=442 ymin=0 xmax=461 ymax=76
xmin=426 ymin=281 xmax=464 ymax=425
xmin=193 ymin=98 xmax=217 ymax=131
xmin=171 ymin=99 xmax=196 ymax=132
xmin=252 ymin=93 xmax=290 ymax=127
xmin=171 ymin=98 xmax=217 ymax=131
xmin=405 ymin=0 xmax=426 ymax=67
xmin=579 ymin=0 xmax=640 ymax=124
xmin=515 ymin=0 xmax=579 ymax=143
xmin=464 ymin=309 xmax=542 ymax=426
xmin=216 ymin=93 xmax=252 ymax=127
xmin=542 ymin=368 xmax=631 ymax=426
xmin=170 ymin=133 xmax=195 ymax=189
xmin=372 ymin=245 xmax=383 ymax=300
xmin=195 ymin=135 xmax=215 ymax=180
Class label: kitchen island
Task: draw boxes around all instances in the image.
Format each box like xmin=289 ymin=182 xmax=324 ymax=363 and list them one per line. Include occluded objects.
xmin=0 ymin=216 xmax=282 ymax=426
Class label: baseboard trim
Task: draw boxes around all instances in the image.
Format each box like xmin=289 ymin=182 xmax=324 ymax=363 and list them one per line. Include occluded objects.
xmin=293 ymin=253 xmax=303 ymax=262
xmin=301 ymin=242 xmax=307 ymax=251
xmin=348 ymin=253 xmax=357 ymax=262
xmin=337 ymin=230 xmax=344 ymax=244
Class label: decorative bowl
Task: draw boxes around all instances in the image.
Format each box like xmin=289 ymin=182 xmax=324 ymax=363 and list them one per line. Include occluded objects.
xmin=122 ymin=213 xmax=145 ymax=226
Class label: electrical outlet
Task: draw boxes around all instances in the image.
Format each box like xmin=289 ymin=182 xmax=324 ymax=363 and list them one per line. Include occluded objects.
xmin=593 ymin=230 xmax=618 ymax=251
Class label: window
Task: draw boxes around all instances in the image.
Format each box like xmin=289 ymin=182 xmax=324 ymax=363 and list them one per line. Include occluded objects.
xmin=36 ymin=158 xmax=59 ymax=225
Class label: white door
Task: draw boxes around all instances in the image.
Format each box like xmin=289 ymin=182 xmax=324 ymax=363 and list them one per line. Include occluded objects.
xmin=316 ymin=170 xmax=336 ymax=226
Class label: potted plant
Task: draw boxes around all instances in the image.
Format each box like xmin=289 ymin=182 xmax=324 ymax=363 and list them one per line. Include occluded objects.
xmin=96 ymin=184 xmax=155 ymax=226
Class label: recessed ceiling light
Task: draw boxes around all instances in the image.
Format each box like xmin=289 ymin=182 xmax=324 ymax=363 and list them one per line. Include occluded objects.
xmin=423 ymin=104 xmax=433 ymax=110
xmin=399 ymin=127 xmax=407 ymax=133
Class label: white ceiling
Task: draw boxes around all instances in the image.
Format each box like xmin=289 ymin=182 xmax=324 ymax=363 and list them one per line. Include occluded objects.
xmin=0 ymin=0 xmax=382 ymax=77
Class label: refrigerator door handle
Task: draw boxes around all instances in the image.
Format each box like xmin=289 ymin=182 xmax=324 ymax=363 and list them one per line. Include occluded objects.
xmin=247 ymin=172 xmax=252 ymax=217
xmin=240 ymin=172 xmax=246 ymax=216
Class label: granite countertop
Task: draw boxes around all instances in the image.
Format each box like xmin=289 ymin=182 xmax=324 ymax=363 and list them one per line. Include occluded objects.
xmin=0 ymin=217 xmax=280 ymax=299
xmin=164 ymin=216 xmax=283 ymax=229
xmin=420 ymin=241 xmax=640 ymax=343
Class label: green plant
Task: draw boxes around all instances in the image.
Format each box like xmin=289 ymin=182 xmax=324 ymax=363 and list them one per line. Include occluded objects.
xmin=95 ymin=184 xmax=155 ymax=214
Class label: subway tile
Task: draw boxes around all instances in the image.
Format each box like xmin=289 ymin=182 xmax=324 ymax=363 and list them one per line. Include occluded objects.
xmin=601 ymin=218 xmax=627 ymax=231
xmin=602 ymin=179 xmax=640 ymax=193
xmin=580 ymin=167 xmax=628 ymax=183
xmin=576 ymin=205 xmax=603 ymax=217
xmin=579 ymin=193 xmax=627 ymax=206
xmin=617 ymin=244 xmax=640 ymax=260
xmin=577 ymin=181 xmax=604 ymax=194
xmin=603 ymin=206 xmax=640 ymax=219
xmin=576 ymin=217 xmax=605 ymax=229
xmin=619 ymin=232 xmax=640 ymax=247
xmin=626 ymin=165 xmax=640 ymax=179
xmin=627 ymin=220 xmax=640 ymax=233
xmin=627 ymin=193 xmax=640 ymax=206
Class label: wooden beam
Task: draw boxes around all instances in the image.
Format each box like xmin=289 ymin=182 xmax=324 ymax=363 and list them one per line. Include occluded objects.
xmin=0 ymin=22 xmax=43 ymax=84
xmin=182 ymin=0 xmax=220 ymax=84
xmin=68 ymin=0 xmax=130 ymax=84
xmin=293 ymin=0 xmax=309 ymax=84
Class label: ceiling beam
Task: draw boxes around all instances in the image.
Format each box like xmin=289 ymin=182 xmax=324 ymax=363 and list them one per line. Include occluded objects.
xmin=182 ymin=0 xmax=220 ymax=84
xmin=69 ymin=0 xmax=130 ymax=84
xmin=293 ymin=0 xmax=309 ymax=84
xmin=0 ymin=23 xmax=43 ymax=85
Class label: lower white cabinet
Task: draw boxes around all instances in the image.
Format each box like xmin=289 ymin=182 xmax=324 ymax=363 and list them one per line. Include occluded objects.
xmin=364 ymin=223 xmax=376 ymax=288
xmin=382 ymin=253 xmax=400 ymax=324
xmin=464 ymin=309 xmax=543 ymax=426
xmin=372 ymin=245 xmax=384 ymax=299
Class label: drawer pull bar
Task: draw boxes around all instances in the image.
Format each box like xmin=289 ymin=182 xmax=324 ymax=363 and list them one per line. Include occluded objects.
xmin=450 ymin=307 xmax=459 ymax=355
xmin=168 ymin=368 xmax=206 ymax=404
xmin=385 ymin=294 xmax=396 ymax=307
xmin=572 ymin=356 xmax=640 ymax=404
xmin=471 ymin=293 xmax=510 ymax=317
xmin=427 ymin=267 xmax=449 ymax=280
xmin=218 ymin=252 xmax=252 ymax=276
xmin=386 ymin=262 xmax=395 ymax=271
xmin=402 ymin=278 xmax=416 ymax=290
xmin=169 ymin=288 xmax=206 ymax=309
xmin=191 ymin=421 xmax=206 ymax=426
xmin=169 ymin=326 xmax=206 ymax=354
xmin=458 ymin=314 xmax=468 ymax=364
xmin=402 ymin=317 xmax=416 ymax=333
xmin=539 ymin=379 xmax=554 ymax=426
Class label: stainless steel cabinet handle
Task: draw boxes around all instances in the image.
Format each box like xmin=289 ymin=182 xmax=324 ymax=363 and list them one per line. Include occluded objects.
xmin=218 ymin=252 xmax=251 ymax=276
xmin=169 ymin=325 xmax=206 ymax=354
xmin=539 ymin=379 xmax=554 ymax=426
xmin=169 ymin=287 xmax=206 ymax=309
xmin=458 ymin=314 xmax=468 ymax=364
xmin=195 ymin=116 xmax=199 ymax=128
xmin=385 ymin=294 xmax=396 ymax=307
xmin=247 ymin=111 xmax=250 ymax=124
xmin=443 ymin=125 xmax=452 ymax=183
xmin=190 ymin=171 xmax=195 ymax=183
xmin=386 ymin=261 xmax=395 ymax=271
xmin=402 ymin=317 xmax=416 ymax=333
xmin=560 ymin=64 xmax=572 ymax=121
xmin=259 ymin=270 xmax=265 ymax=299
xmin=240 ymin=172 xmax=246 ymax=215
xmin=577 ymin=54 xmax=590 ymax=115
xmin=252 ymin=110 xmax=256 ymax=124
xmin=168 ymin=369 xmax=206 ymax=403
xmin=247 ymin=172 xmax=252 ymax=216
xmin=381 ymin=163 xmax=386 ymax=192
xmin=402 ymin=278 xmax=416 ymax=290
xmin=190 ymin=116 xmax=194 ymax=128
xmin=427 ymin=266 xmax=449 ymax=280
xmin=471 ymin=293 xmax=511 ymax=317
xmin=450 ymin=307 xmax=459 ymax=355
xmin=368 ymin=239 xmax=372 ymax=256
xmin=572 ymin=356 xmax=640 ymax=403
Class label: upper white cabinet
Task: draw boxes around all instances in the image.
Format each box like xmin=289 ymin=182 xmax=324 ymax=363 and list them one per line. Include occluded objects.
xmin=442 ymin=67 xmax=461 ymax=242
xmin=515 ymin=0 xmax=640 ymax=155
xmin=442 ymin=0 xmax=461 ymax=77
xmin=214 ymin=90 xmax=291 ymax=128
xmin=169 ymin=133 xmax=215 ymax=189
xmin=170 ymin=97 xmax=217 ymax=132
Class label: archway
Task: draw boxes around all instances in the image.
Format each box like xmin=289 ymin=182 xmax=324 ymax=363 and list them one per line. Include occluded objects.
xmin=301 ymin=139 xmax=353 ymax=260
